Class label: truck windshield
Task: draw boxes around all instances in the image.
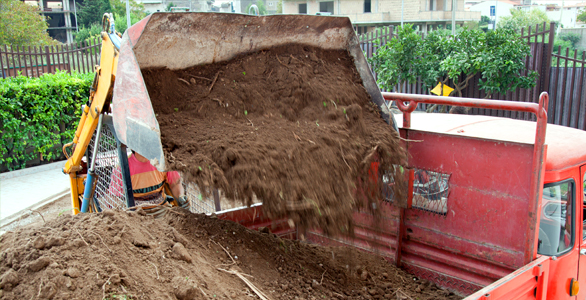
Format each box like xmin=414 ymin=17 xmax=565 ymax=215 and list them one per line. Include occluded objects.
xmin=537 ymin=180 xmax=574 ymax=256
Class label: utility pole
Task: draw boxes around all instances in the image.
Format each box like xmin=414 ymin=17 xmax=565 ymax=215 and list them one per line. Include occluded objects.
xmin=559 ymin=0 xmax=564 ymax=30
xmin=401 ymin=0 xmax=404 ymax=26
xmin=451 ymin=0 xmax=456 ymax=35
xmin=494 ymin=0 xmax=498 ymax=29
xmin=126 ymin=0 xmax=131 ymax=30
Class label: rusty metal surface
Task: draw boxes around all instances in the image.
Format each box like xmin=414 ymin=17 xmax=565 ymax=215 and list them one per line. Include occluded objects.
xmin=111 ymin=13 xmax=397 ymax=167
xmin=133 ymin=13 xmax=354 ymax=69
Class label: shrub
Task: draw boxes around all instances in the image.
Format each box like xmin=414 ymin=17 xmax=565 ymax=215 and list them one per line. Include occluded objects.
xmin=0 ymin=71 xmax=93 ymax=171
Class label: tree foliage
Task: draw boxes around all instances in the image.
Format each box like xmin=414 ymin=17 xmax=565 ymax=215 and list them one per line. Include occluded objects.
xmin=277 ymin=0 xmax=283 ymax=14
xmin=165 ymin=2 xmax=176 ymax=12
xmin=112 ymin=0 xmax=147 ymax=34
xmin=110 ymin=0 xmax=146 ymax=17
xmin=498 ymin=9 xmax=550 ymax=30
xmin=77 ymin=0 xmax=112 ymax=27
xmin=578 ymin=8 xmax=586 ymax=23
xmin=74 ymin=23 xmax=101 ymax=44
xmin=368 ymin=25 xmax=420 ymax=93
xmin=369 ymin=25 xmax=537 ymax=103
xmin=0 ymin=0 xmax=55 ymax=46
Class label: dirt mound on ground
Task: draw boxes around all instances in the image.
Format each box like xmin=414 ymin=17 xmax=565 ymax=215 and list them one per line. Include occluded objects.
xmin=0 ymin=209 xmax=461 ymax=300
xmin=142 ymin=44 xmax=405 ymax=236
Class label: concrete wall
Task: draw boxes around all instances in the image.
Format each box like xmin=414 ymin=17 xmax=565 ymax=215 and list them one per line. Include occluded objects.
xmin=561 ymin=28 xmax=586 ymax=50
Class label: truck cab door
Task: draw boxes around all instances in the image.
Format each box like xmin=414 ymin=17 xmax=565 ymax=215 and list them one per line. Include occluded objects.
xmin=577 ymin=165 xmax=586 ymax=299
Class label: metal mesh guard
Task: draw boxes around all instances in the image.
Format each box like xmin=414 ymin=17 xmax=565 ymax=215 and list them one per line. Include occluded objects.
xmin=383 ymin=168 xmax=450 ymax=215
xmin=88 ymin=125 xmax=127 ymax=211
xmin=87 ymin=120 xmax=221 ymax=215
xmin=185 ymin=183 xmax=216 ymax=215
xmin=412 ymin=169 xmax=450 ymax=215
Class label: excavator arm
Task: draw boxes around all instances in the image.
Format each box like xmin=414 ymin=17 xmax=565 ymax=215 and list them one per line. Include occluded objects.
xmin=62 ymin=14 xmax=121 ymax=214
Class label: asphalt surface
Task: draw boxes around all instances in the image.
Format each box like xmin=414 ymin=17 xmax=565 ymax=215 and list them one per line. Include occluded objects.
xmin=0 ymin=161 xmax=70 ymax=228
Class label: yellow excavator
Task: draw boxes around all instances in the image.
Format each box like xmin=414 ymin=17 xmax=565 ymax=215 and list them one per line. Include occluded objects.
xmin=61 ymin=12 xmax=398 ymax=215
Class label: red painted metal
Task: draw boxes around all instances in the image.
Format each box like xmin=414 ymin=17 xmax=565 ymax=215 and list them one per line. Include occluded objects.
xmin=394 ymin=207 xmax=406 ymax=267
xmin=467 ymin=255 xmax=550 ymax=300
xmin=126 ymin=14 xmax=151 ymax=47
xmin=386 ymin=92 xmax=549 ymax=264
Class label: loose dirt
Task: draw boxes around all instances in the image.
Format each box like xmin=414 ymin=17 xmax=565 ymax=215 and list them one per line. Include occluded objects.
xmin=0 ymin=208 xmax=461 ymax=300
xmin=142 ymin=44 xmax=406 ymax=236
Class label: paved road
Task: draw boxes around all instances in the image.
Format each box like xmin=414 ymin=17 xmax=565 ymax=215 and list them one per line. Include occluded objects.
xmin=0 ymin=161 xmax=70 ymax=226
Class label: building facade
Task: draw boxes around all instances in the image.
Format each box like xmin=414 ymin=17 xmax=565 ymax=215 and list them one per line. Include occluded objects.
xmin=283 ymin=0 xmax=481 ymax=32
xmin=469 ymin=0 xmax=516 ymax=28
xmin=23 ymin=0 xmax=78 ymax=44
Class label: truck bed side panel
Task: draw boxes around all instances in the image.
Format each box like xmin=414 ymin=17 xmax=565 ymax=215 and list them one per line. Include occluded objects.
xmin=308 ymin=130 xmax=537 ymax=295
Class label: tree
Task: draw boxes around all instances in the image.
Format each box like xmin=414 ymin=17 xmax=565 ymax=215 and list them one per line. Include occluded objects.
xmin=165 ymin=2 xmax=176 ymax=12
xmin=370 ymin=26 xmax=537 ymax=111
xmin=276 ymin=0 xmax=283 ymax=14
xmin=0 ymin=0 xmax=55 ymax=46
xmin=368 ymin=25 xmax=420 ymax=93
xmin=77 ymin=0 xmax=112 ymax=27
xmin=110 ymin=0 xmax=145 ymax=17
xmin=498 ymin=9 xmax=550 ymax=30
xmin=109 ymin=0 xmax=147 ymax=33
xmin=577 ymin=8 xmax=586 ymax=23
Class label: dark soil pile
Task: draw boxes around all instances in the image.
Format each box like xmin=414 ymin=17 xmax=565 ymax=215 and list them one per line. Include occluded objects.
xmin=142 ymin=44 xmax=405 ymax=235
xmin=0 ymin=209 xmax=461 ymax=300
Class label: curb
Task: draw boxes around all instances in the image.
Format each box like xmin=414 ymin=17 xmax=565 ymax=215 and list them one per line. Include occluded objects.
xmin=0 ymin=160 xmax=65 ymax=180
xmin=0 ymin=189 xmax=70 ymax=229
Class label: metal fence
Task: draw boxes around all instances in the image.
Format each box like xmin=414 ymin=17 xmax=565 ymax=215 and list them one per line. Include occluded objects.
xmin=357 ymin=23 xmax=586 ymax=131
xmin=0 ymin=38 xmax=101 ymax=78
xmin=549 ymin=49 xmax=586 ymax=131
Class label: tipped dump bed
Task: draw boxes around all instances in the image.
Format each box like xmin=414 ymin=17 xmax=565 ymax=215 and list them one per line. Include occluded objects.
xmin=110 ymin=12 xmax=396 ymax=170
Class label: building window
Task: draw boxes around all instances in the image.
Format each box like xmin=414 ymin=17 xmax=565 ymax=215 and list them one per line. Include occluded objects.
xmin=267 ymin=1 xmax=274 ymax=6
xmin=429 ymin=0 xmax=436 ymax=11
xmin=299 ymin=3 xmax=307 ymax=14
xmin=364 ymin=0 xmax=371 ymax=13
xmin=319 ymin=1 xmax=334 ymax=13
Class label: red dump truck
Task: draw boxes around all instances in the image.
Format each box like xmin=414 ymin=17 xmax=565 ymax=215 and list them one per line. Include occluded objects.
xmin=63 ymin=13 xmax=586 ymax=299
xmin=219 ymin=92 xmax=586 ymax=299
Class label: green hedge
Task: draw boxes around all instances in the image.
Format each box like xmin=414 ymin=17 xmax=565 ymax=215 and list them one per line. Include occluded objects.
xmin=0 ymin=71 xmax=93 ymax=171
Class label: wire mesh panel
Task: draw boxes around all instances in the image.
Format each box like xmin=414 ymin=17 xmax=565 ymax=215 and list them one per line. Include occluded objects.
xmin=411 ymin=169 xmax=449 ymax=215
xmin=184 ymin=183 xmax=216 ymax=214
xmin=383 ymin=168 xmax=449 ymax=215
xmin=87 ymin=124 xmax=127 ymax=211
